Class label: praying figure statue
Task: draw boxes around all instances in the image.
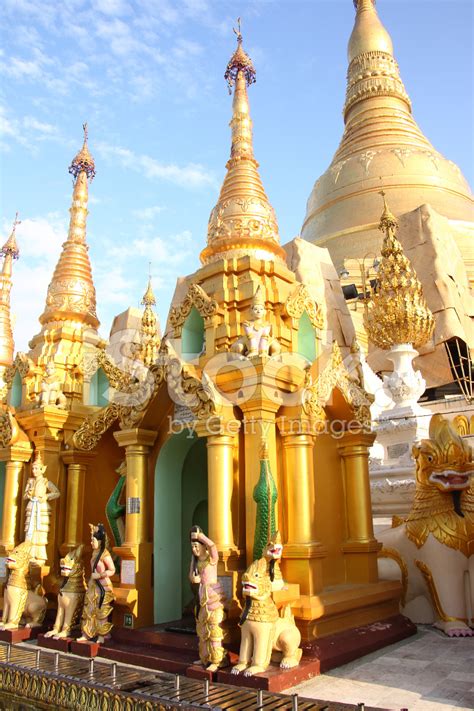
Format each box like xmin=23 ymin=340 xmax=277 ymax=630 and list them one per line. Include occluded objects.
xmin=38 ymin=361 xmax=67 ymax=409
xmin=189 ymin=526 xmax=228 ymax=671
xmin=231 ymin=285 xmax=281 ymax=358
xmin=23 ymin=450 xmax=60 ymax=566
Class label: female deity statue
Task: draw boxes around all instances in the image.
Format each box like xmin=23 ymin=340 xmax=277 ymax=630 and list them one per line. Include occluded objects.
xmin=23 ymin=450 xmax=60 ymax=566
xmin=189 ymin=526 xmax=227 ymax=671
xmin=78 ymin=523 xmax=115 ymax=644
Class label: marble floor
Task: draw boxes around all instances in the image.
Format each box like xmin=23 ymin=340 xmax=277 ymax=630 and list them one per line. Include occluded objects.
xmin=289 ymin=626 xmax=474 ymax=711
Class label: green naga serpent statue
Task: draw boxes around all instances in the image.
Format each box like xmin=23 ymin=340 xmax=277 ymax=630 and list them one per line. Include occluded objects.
xmin=253 ymin=441 xmax=278 ymax=561
xmin=105 ymin=461 xmax=126 ymax=561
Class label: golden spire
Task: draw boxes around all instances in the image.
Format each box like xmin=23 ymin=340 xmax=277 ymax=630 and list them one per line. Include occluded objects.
xmin=138 ymin=270 xmax=160 ymax=367
xmin=0 ymin=213 xmax=20 ymax=367
xmin=39 ymin=124 xmax=98 ymax=329
xmin=200 ymin=20 xmax=286 ymax=265
xmin=364 ymin=191 xmax=434 ymax=350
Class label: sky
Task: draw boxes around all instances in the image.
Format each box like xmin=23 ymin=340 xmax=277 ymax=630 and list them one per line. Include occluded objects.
xmin=0 ymin=0 xmax=473 ymax=353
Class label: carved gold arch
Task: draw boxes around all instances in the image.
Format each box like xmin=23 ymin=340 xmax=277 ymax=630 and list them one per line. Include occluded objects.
xmin=303 ymin=341 xmax=372 ymax=431
xmin=168 ymin=283 xmax=220 ymax=337
xmin=0 ymin=353 xmax=34 ymax=401
xmin=284 ymin=284 xmax=325 ymax=330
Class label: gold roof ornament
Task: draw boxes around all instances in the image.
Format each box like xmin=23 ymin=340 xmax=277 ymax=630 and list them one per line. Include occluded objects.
xmin=138 ymin=272 xmax=160 ymax=367
xmin=39 ymin=125 xmax=99 ymax=329
xmin=364 ymin=191 xmax=434 ymax=350
xmin=200 ymin=20 xmax=286 ymax=265
xmin=0 ymin=213 xmax=20 ymax=367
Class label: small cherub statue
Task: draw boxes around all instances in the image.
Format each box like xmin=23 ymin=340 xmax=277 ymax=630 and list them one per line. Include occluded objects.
xmin=23 ymin=450 xmax=60 ymax=566
xmin=231 ymin=285 xmax=281 ymax=358
xmin=189 ymin=526 xmax=228 ymax=671
xmin=77 ymin=523 xmax=115 ymax=644
xmin=38 ymin=361 xmax=67 ymax=409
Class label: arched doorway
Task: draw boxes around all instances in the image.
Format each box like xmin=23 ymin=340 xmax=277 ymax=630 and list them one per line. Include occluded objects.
xmin=154 ymin=431 xmax=208 ymax=623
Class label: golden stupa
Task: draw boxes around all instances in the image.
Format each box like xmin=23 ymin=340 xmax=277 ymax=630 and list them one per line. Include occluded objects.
xmin=302 ymin=0 xmax=473 ymax=279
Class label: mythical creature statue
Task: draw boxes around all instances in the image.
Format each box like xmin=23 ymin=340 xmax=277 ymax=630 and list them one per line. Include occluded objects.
xmin=231 ymin=557 xmax=302 ymax=677
xmin=78 ymin=523 xmax=115 ymax=644
xmin=0 ymin=541 xmax=47 ymax=630
xmin=230 ymin=285 xmax=281 ymax=358
xmin=263 ymin=531 xmax=284 ymax=591
xmin=189 ymin=526 xmax=228 ymax=671
xmin=44 ymin=545 xmax=86 ymax=639
xmin=38 ymin=361 xmax=67 ymax=409
xmin=23 ymin=450 xmax=60 ymax=566
xmin=378 ymin=414 xmax=474 ymax=637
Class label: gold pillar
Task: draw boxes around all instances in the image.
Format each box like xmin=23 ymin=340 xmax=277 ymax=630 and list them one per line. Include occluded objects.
xmin=113 ymin=428 xmax=156 ymax=628
xmin=60 ymin=452 xmax=93 ymax=553
xmin=337 ymin=431 xmax=380 ymax=583
xmin=278 ymin=423 xmax=326 ymax=596
xmin=206 ymin=434 xmax=237 ymax=555
xmin=0 ymin=450 xmax=31 ymax=554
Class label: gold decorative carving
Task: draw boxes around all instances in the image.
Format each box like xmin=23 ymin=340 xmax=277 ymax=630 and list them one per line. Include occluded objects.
xmin=415 ymin=559 xmax=466 ymax=623
xmin=1 ymin=352 xmax=33 ymax=401
xmin=452 ymin=415 xmax=469 ymax=437
xmin=303 ymin=341 xmax=373 ymax=430
xmin=285 ymin=284 xmax=324 ymax=330
xmin=345 ymin=50 xmax=411 ymax=116
xmin=378 ymin=547 xmax=408 ymax=606
xmin=73 ymin=403 xmax=121 ymax=451
xmin=0 ymin=409 xmax=13 ymax=447
xmin=364 ymin=192 xmax=434 ymax=350
xmin=168 ymin=283 xmax=219 ymax=336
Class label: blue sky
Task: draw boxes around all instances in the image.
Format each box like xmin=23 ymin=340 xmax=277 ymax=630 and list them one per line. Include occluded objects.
xmin=0 ymin=0 xmax=472 ymax=352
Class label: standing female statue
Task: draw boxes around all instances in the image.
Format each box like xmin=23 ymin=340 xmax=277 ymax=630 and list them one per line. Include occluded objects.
xmin=189 ymin=526 xmax=227 ymax=671
xmin=23 ymin=451 xmax=60 ymax=566
xmin=78 ymin=523 xmax=115 ymax=644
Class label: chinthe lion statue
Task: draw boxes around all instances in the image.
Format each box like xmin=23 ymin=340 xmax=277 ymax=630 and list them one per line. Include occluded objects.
xmin=44 ymin=545 xmax=86 ymax=639
xmin=378 ymin=414 xmax=474 ymax=637
xmin=231 ymin=557 xmax=302 ymax=676
xmin=0 ymin=541 xmax=47 ymax=630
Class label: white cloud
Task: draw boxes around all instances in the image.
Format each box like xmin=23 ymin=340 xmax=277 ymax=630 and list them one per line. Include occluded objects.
xmin=96 ymin=141 xmax=216 ymax=188
xmin=94 ymin=0 xmax=131 ymax=17
xmin=132 ymin=205 xmax=164 ymax=221
xmin=0 ymin=106 xmax=60 ymax=151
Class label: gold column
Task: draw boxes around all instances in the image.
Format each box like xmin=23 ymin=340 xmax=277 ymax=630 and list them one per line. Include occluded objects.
xmin=113 ymin=428 xmax=156 ymax=627
xmin=0 ymin=447 xmax=31 ymax=554
xmin=206 ymin=434 xmax=237 ymax=555
xmin=278 ymin=422 xmax=326 ymax=596
xmin=60 ymin=452 xmax=93 ymax=553
xmin=337 ymin=431 xmax=380 ymax=583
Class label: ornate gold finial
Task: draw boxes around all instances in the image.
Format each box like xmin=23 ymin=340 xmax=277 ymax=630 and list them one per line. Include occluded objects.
xmin=200 ymin=22 xmax=285 ymax=265
xmin=1 ymin=213 xmax=20 ymax=260
xmin=260 ymin=439 xmax=269 ymax=460
xmin=69 ymin=122 xmax=96 ymax=181
xmin=138 ymin=272 xmax=160 ymax=366
xmin=224 ymin=17 xmax=256 ymax=93
xmin=364 ymin=192 xmax=434 ymax=350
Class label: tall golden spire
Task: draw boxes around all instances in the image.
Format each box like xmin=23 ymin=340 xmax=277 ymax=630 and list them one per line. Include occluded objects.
xmin=138 ymin=270 xmax=160 ymax=367
xmin=364 ymin=192 xmax=434 ymax=350
xmin=200 ymin=19 xmax=286 ymax=265
xmin=0 ymin=214 xmax=20 ymax=367
xmin=39 ymin=124 xmax=98 ymax=328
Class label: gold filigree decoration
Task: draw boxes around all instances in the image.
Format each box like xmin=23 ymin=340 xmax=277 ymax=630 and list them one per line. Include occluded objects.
xmin=284 ymin=284 xmax=325 ymax=330
xmin=0 ymin=409 xmax=13 ymax=447
xmin=82 ymin=349 xmax=135 ymax=392
xmin=404 ymin=415 xmax=474 ymax=556
xmin=168 ymin=283 xmax=219 ymax=337
xmin=73 ymin=403 xmax=121 ymax=451
xmin=364 ymin=192 xmax=434 ymax=350
xmin=0 ymin=352 xmax=33 ymax=401
xmin=415 ymin=560 xmax=467 ymax=623
xmin=303 ymin=341 xmax=373 ymax=431
xmin=378 ymin=547 xmax=408 ymax=607
xmin=345 ymin=51 xmax=411 ymax=117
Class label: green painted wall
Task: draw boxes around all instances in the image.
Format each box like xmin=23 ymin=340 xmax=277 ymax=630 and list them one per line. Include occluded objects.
xmin=297 ymin=310 xmax=317 ymax=363
xmin=88 ymin=367 xmax=109 ymax=407
xmin=182 ymin=307 xmax=205 ymax=358
xmin=8 ymin=371 xmax=22 ymax=408
xmin=180 ymin=438 xmax=208 ymax=610
xmin=0 ymin=461 xmax=6 ymax=531
xmin=154 ymin=431 xmax=208 ymax=623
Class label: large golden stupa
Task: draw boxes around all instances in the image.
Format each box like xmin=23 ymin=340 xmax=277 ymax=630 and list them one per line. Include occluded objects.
xmin=302 ymin=0 xmax=473 ymax=281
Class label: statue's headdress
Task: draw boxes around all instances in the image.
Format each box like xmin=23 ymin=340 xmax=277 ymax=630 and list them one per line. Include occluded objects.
xmin=252 ymin=284 xmax=265 ymax=307
xmin=32 ymin=449 xmax=47 ymax=473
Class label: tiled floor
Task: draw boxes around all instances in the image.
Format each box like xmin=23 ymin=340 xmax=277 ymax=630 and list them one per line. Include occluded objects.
xmin=289 ymin=626 xmax=474 ymax=711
